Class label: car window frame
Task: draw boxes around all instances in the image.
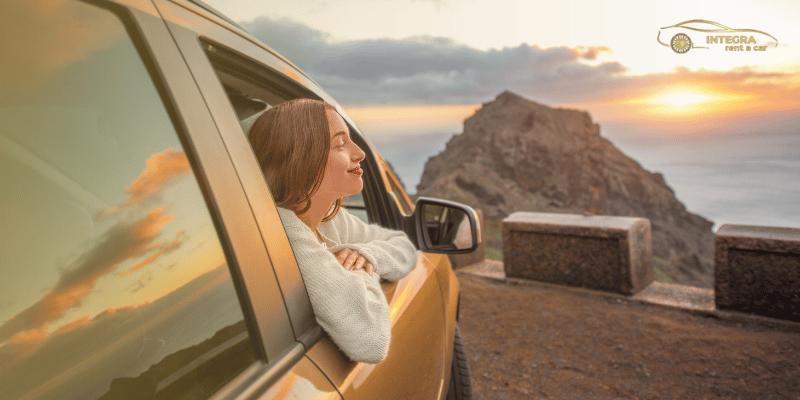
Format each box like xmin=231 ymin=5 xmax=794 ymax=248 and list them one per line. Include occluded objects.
xmin=380 ymin=156 xmax=415 ymax=216
xmin=199 ymin=37 xmax=393 ymax=230
xmin=196 ymin=42 xmax=399 ymax=278
xmin=200 ymin=42 xmax=382 ymax=224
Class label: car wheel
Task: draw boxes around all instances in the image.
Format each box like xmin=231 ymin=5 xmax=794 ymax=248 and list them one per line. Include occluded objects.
xmin=446 ymin=324 xmax=472 ymax=400
xmin=670 ymin=33 xmax=692 ymax=53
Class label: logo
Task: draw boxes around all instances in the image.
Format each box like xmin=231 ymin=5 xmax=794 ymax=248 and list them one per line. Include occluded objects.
xmin=657 ymin=19 xmax=778 ymax=54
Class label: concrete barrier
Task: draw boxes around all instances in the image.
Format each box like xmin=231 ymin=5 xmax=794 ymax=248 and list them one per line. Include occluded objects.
xmin=715 ymin=224 xmax=800 ymax=322
xmin=502 ymin=211 xmax=653 ymax=295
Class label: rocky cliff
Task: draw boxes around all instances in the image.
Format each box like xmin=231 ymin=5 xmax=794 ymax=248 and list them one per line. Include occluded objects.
xmin=416 ymin=90 xmax=714 ymax=287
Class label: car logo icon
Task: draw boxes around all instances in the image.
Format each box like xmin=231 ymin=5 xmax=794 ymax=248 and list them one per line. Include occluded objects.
xmin=657 ymin=19 xmax=778 ymax=54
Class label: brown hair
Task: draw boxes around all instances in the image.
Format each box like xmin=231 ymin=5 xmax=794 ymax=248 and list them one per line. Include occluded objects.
xmin=248 ymin=98 xmax=344 ymax=222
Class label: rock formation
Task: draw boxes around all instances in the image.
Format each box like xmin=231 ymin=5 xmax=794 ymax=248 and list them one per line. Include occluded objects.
xmin=416 ymin=90 xmax=714 ymax=287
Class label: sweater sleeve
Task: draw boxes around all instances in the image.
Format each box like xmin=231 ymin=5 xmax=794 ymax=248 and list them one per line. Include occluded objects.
xmin=328 ymin=208 xmax=418 ymax=282
xmin=283 ymin=223 xmax=391 ymax=364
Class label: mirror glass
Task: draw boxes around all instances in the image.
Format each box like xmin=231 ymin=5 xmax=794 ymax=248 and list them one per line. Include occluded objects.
xmin=422 ymin=204 xmax=474 ymax=250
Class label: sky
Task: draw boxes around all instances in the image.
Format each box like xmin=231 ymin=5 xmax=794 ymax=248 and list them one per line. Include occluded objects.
xmin=209 ymin=0 xmax=800 ymax=74
xmin=204 ymin=0 xmax=800 ymax=144
xmin=202 ymin=0 xmax=800 ymax=230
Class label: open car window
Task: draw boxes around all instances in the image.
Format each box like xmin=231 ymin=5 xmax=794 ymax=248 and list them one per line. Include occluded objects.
xmin=200 ymin=42 xmax=374 ymax=224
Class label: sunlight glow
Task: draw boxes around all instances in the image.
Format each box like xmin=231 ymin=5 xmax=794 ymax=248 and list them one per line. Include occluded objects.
xmin=347 ymin=104 xmax=480 ymax=136
xmin=649 ymin=91 xmax=713 ymax=108
xmin=616 ymin=87 xmax=757 ymax=119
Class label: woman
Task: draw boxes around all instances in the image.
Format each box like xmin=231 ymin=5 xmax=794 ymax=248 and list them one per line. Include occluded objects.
xmin=248 ymin=98 xmax=417 ymax=364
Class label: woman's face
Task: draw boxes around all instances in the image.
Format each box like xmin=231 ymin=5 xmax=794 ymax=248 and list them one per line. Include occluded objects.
xmin=316 ymin=108 xmax=366 ymax=199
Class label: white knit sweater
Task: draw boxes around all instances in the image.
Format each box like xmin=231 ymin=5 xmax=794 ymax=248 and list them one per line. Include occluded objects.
xmin=276 ymin=206 xmax=418 ymax=363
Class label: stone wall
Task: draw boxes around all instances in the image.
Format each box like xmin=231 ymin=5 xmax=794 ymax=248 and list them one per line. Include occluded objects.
xmin=502 ymin=212 xmax=800 ymax=322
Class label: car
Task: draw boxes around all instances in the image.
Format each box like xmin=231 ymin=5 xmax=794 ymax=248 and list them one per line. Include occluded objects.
xmin=656 ymin=19 xmax=779 ymax=54
xmin=0 ymin=0 xmax=480 ymax=399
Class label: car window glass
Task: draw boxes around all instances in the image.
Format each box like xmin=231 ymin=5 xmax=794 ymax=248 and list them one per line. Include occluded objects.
xmin=0 ymin=3 xmax=257 ymax=398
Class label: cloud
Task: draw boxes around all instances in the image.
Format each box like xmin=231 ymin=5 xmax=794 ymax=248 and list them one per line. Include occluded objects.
xmin=124 ymin=149 xmax=191 ymax=206
xmin=240 ymin=17 xmax=800 ymax=113
xmin=96 ymin=148 xmax=190 ymax=219
xmin=0 ymin=207 xmax=182 ymax=343
xmin=51 ymin=316 xmax=92 ymax=336
xmin=120 ymin=230 xmax=187 ymax=276
xmin=241 ymin=16 xmax=628 ymax=105
xmin=127 ymin=271 xmax=153 ymax=293
xmin=2 ymin=328 xmax=50 ymax=363
xmin=575 ymin=46 xmax=612 ymax=61
xmin=0 ymin=267 xmax=232 ymax=399
xmin=7 ymin=328 xmax=48 ymax=348
xmin=0 ymin=304 xmax=143 ymax=366
xmin=0 ymin=149 xmax=193 ymax=342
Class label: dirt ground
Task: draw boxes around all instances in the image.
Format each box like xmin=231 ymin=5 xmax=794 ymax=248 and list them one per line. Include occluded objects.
xmin=456 ymin=272 xmax=800 ymax=400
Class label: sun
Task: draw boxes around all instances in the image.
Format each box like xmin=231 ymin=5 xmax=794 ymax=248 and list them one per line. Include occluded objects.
xmin=649 ymin=90 xmax=713 ymax=108
xmin=618 ymin=87 xmax=751 ymax=118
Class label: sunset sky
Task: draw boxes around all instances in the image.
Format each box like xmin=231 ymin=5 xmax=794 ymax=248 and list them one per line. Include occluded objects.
xmin=206 ymin=0 xmax=800 ymax=140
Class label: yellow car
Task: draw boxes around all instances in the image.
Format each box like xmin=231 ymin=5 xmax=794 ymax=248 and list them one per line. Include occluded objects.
xmin=0 ymin=0 xmax=480 ymax=399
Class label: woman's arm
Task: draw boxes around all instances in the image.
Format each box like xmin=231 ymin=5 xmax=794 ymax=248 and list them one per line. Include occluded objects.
xmin=328 ymin=208 xmax=418 ymax=282
xmin=284 ymin=223 xmax=391 ymax=364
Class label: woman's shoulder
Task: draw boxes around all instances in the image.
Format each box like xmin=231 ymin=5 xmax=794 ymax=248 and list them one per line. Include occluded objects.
xmin=276 ymin=206 xmax=308 ymax=230
xmin=276 ymin=206 xmax=297 ymax=221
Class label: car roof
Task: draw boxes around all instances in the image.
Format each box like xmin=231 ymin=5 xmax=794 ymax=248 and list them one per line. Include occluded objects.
xmin=186 ymin=0 xmax=246 ymax=31
xmin=183 ymin=0 xmax=328 ymax=101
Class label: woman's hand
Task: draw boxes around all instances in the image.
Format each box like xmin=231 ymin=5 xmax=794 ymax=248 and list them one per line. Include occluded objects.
xmin=334 ymin=248 xmax=376 ymax=275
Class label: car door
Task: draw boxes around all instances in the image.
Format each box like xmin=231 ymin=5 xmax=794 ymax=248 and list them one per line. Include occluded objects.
xmin=0 ymin=1 xmax=337 ymax=399
xmin=306 ymin=147 xmax=453 ymax=400
xmin=150 ymin=2 xmax=451 ymax=398
xmin=378 ymin=152 xmax=461 ymax=372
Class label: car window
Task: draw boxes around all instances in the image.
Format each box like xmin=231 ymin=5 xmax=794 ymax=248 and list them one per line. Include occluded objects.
xmin=0 ymin=3 xmax=257 ymax=399
xmin=200 ymin=42 xmax=371 ymax=223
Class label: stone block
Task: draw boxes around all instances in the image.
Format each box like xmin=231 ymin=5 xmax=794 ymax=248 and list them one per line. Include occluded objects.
xmin=502 ymin=211 xmax=653 ymax=295
xmin=715 ymin=224 xmax=800 ymax=321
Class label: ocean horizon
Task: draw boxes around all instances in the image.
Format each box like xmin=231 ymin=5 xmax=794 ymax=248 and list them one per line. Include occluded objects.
xmin=369 ymin=130 xmax=800 ymax=231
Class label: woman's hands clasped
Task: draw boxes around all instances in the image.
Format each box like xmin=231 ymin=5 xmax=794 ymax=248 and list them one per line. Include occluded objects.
xmin=334 ymin=248 xmax=376 ymax=276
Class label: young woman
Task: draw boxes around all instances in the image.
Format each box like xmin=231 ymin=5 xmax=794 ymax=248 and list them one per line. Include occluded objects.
xmin=248 ymin=98 xmax=417 ymax=364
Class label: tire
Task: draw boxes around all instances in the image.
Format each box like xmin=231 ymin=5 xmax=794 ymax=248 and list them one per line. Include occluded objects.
xmin=446 ymin=324 xmax=472 ymax=400
xmin=670 ymin=33 xmax=692 ymax=53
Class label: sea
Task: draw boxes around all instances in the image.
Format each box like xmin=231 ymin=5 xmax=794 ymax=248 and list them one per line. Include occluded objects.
xmin=369 ymin=129 xmax=800 ymax=231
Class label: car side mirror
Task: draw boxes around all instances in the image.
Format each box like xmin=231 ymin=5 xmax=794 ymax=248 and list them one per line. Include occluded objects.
xmin=412 ymin=197 xmax=481 ymax=254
